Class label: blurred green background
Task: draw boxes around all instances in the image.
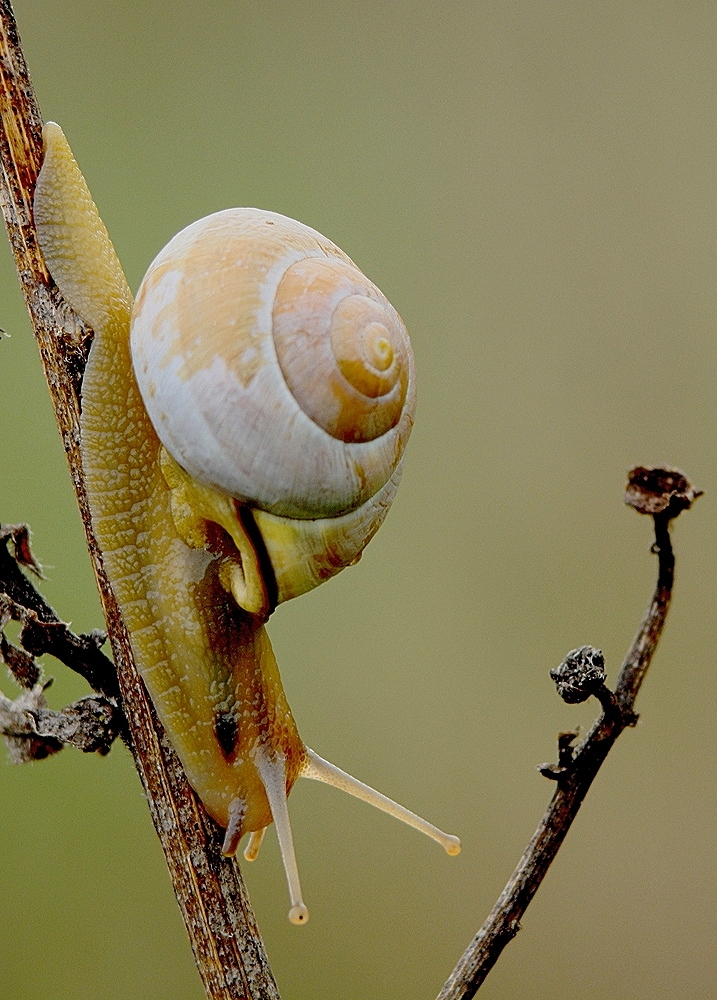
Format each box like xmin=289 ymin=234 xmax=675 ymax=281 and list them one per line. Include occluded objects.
xmin=1 ymin=2 xmax=716 ymax=998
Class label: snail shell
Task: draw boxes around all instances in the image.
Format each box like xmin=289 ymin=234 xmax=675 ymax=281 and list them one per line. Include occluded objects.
xmin=130 ymin=209 xmax=416 ymax=608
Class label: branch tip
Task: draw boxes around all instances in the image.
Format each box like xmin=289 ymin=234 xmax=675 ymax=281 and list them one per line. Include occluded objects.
xmin=538 ymin=730 xmax=580 ymax=781
xmin=0 ymin=523 xmax=44 ymax=577
xmin=625 ymin=466 xmax=702 ymax=519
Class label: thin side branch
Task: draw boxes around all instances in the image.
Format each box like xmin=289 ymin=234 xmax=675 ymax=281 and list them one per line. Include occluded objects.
xmin=0 ymin=4 xmax=279 ymax=998
xmin=0 ymin=529 xmax=124 ymax=756
xmin=0 ymin=525 xmax=120 ymax=699
xmin=437 ymin=467 xmax=700 ymax=1000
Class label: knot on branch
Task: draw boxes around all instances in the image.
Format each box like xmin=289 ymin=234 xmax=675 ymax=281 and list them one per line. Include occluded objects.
xmin=538 ymin=730 xmax=580 ymax=781
xmin=0 ymin=684 xmax=121 ymax=761
xmin=0 ymin=684 xmax=62 ymax=761
xmin=550 ymin=646 xmax=606 ymax=704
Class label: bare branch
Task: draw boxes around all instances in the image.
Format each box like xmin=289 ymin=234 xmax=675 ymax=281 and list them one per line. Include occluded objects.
xmin=437 ymin=466 xmax=700 ymax=1000
xmin=0 ymin=3 xmax=279 ymax=997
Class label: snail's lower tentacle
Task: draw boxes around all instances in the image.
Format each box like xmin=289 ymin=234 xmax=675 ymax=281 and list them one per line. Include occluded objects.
xmin=254 ymin=750 xmax=309 ymax=925
xmin=243 ymin=827 xmax=266 ymax=862
xmin=221 ymin=797 xmax=247 ymax=857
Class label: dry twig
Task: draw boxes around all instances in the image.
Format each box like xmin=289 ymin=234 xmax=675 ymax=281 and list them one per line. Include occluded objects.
xmin=436 ymin=466 xmax=700 ymax=999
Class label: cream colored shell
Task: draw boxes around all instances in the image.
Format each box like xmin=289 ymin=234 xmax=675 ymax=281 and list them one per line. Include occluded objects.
xmin=130 ymin=208 xmax=416 ymax=523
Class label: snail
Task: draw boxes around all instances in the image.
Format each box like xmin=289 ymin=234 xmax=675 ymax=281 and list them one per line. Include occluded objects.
xmin=33 ymin=122 xmax=460 ymax=924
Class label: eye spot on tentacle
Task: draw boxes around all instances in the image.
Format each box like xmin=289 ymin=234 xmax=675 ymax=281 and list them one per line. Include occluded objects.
xmin=214 ymin=711 xmax=239 ymax=759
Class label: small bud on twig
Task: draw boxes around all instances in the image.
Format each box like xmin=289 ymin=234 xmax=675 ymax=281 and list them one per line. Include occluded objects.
xmin=625 ymin=466 xmax=702 ymax=518
xmin=550 ymin=646 xmax=607 ymax=704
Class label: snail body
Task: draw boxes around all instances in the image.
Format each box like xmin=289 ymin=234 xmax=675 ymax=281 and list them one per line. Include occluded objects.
xmin=34 ymin=123 xmax=459 ymax=924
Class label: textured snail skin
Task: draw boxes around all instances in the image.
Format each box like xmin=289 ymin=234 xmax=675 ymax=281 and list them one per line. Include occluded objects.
xmin=34 ymin=123 xmax=459 ymax=924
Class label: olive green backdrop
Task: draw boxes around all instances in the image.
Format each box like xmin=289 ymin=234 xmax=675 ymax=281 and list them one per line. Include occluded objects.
xmin=1 ymin=2 xmax=715 ymax=999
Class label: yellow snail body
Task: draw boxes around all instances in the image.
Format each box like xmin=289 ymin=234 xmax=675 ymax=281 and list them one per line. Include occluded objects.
xmin=34 ymin=123 xmax=460 ymax=924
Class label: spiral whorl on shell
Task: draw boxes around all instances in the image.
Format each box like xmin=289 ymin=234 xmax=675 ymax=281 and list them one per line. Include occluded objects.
xmin=130 ymin=208 xmax=416 ymax=608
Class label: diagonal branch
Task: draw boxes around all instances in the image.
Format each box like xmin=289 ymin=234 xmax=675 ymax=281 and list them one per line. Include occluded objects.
xmin=436 ymin=466 xmax=700 ymax=1000
xmin=0 ymin=3 xmax=279 ymax=998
